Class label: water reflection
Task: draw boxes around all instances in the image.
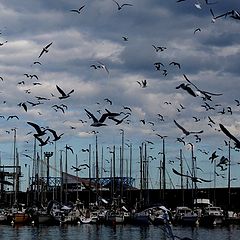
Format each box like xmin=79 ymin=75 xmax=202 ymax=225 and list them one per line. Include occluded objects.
xmin=0 ymin=224 xmax=240 ymax=240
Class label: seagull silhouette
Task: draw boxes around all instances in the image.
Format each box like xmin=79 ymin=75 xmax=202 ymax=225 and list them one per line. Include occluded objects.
xmin=85 ymin=108 xmax=118 ymax=127
xmin=174 ymin=120 xmax=203 ymax=136
xmin=38 ymin=42 xmax=53 ymax=58
xmin=137 ymin=79 xmax=147 ymax=88
xmin=172 ymin=168 xmax=212 ymax=183
xmin=209 ymin=151 xmax=219 ymax=163
xmin=112 ymin=0 xmax=133 ymax=10
xmin=169 ymin=61 xmax=181 ymax=69
xmin=46 ymin=128 xmax=64 ymax=141
xmin=183 ymin=74 xmax=222 ymax=100
xmin=194 ymin=28 xmax=201 ymax=34
xmin=27 ymin=121 xmax=46 ymax=137
xmin=70 ymin=5 xmax=85 ymax=14
xmin=176 ymin=83 xmax=197 ymax=97
xmin=56 ymin=85 xmax=74 ymax=99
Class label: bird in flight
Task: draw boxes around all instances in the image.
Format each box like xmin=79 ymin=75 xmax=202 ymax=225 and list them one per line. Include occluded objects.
xmin=112 ymin=0 xmax=133 ymax=10
xmin=174 ymin=120 xmax=203 ymax=136
xmin=169 ymin=61 xmax=181 ymax=69
xmin=46 ymin=128 xmax=64 ymax=141
xmin=27 ymin=121 xmax=46 ymax=137
xmin=85 ymin=108 xmax=120 ymax=127
xmin=70 ymin=5 xmax=85 ymax=14
xmin=183 ymin=74 xmax=222 ymax=100
xmin=172 ymin=168 xmax=212 ymax=183
xmin=137 ymin=79 xmax=147 ymax=88
xmin=194 ymin=28 xmax=201 ymax=34
xmin=176 ymin=83 xmax=197 ymax=97
xmin=38 ymin=42 xmax=53 ymax=58
xmin=56 ymin=85 xmax=74 ymax=99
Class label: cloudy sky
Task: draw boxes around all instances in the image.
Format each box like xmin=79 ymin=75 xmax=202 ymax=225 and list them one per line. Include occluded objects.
xmin=0 ymin=0 xmax=240 ymax=191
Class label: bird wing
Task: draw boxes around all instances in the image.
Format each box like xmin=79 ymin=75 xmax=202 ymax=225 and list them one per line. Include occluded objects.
xmin=84 ymin=109 xmax=98 ymax=122
xmin=45 ymin=42 xmax=53 ymax=49
xmin=67 ymin=89 xmax=74 ymax=95
xmin=56 ymin=85 xmax=66 ymax=96
xmin=174 ymin=120 xmax=188 ymax=134
xmin=172 ymin=168 xmax=190 ymax=178
xmin=27 ymin=121 xmax=42 ymax=133
xmin=99 ymin=113 xmax=111 ymax=123
xmin=38 ymin=49 xmax=45 ymax=58
xmin=198 ymin=177 xmax=212 ymax=183
xmin=219 ymin=124 xmax=240 ymax=144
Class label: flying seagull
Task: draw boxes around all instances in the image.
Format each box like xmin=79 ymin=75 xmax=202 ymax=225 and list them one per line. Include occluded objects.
xmin=70 ymin=5 xmax=85 ymax=14
xmin=183 ymin=74 xmax=222 ymax=100
xmin=38 ymin=42 xmax=53 ymax=58
xmin=27 ymin=121 xmax=46 ymax=137
xmin=46 ymin=128 xmax=64 ymax=141
xmin=85 ymin=108 xmax=119 ymax=127
xmin=169 ymin=61 xmax=181 ymax=69
xmin=56 ymin=85 xmax=74 ymax=99
xmin=194 ymin=28 xmax=201 ymax=34
xmin=137 ymin=79 xmax=147 ymax=88
xmin=219 ymin=123 xmax=240 ymax=149
xmin=176 ymin=83 xmax=197 ymax=97
xmin=172 ymin=168 xmax=212 ymax=183
xmin=174 ymin=120 xmax=203 ymax=136
xmin=112 ymin=0 xmax=133 ymax=10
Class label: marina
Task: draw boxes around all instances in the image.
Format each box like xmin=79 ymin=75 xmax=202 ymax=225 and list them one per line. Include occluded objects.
xmin=0 ymin=0 xmax=240 ymax=239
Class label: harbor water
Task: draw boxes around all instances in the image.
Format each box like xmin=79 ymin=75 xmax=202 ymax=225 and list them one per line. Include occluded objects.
xmin=1 ymin=224 xmax=240 ymax=240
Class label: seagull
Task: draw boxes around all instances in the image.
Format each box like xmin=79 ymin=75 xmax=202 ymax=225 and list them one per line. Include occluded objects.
xmin=38 ymin=42 xmax=53 ymax=58
xmin=70 ymin=5 xmax=85 ymax=14
xmin=7 ymin=115 xmax=19 ymax=120
xmin=176 ymin=83 xmax=197 ymax=97
xmin=209 ymin=151 xmax=219 ymax=163
xmin=52 ymin=104 xmax=65 ymax=113
xmin=152 ymin=45 xmax=167 ymax=52
xmin=46 ymin=128 xmax=64 ymax=141
xmin=27 ymin=121 xmax=46 ymax=137
xmin=169 ymin=61 xmax=181 ymax=69
xmin=172 ymin=168 xmax=212 ymax=183
xmin=71 ymin=166 xmax=86 ymax=172
xmin=174 ymin=120 xmax=203 ymax=136
xmin=194 ymin=28 xmax=201 ymax=34
xmin=97 ymin=61 xmax=109 ymax=74
xmin=137 ymin=79 xmax=147 ymax=88
xmin=183 ymin=74 xmax=222 ymax=100
xmin=104 ymin=98 xmax=112 ymax=105
xmin=219 ymin=123 xmax=240 ymax=149
xmin=109 ymin=114 xmax=130 ymax=125
xmin=84 ymin=108 xmax=118 ymax=127
xmin=66 ymin=145 xmax=74 ymax=154
xmin=112 ymin=0 xmax=133 ymax=10
xmin=56 ymin=85 xmax=74 ymax=99
xmin=122 ymin=36 xmax=128 ymax=41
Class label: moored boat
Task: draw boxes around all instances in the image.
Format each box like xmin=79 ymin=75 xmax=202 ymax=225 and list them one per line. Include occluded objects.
xmin=173 ymin=206 xmax=199 ymax=226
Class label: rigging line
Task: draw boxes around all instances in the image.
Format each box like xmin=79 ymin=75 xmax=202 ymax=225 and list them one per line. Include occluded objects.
xmin=182 ymin=151 xmax=193 ymax=176
xmin=166 ymin=168 xmax=175 ymax=189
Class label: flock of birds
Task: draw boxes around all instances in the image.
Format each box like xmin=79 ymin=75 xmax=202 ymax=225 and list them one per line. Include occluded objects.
xmin=0 ymin=1 xmax=239 ymax=193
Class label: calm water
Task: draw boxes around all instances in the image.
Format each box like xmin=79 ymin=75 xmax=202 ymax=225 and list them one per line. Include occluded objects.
xmin=1 ymin=224 xmax=240 ymax=240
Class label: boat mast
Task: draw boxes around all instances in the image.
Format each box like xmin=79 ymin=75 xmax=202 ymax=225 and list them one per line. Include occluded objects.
xmin=88 ymin=144 xmax=91 ymax=204
xmin=12 ymin=128 xmax=17 ymax=203
xmin=228 ymin=140 xmax=231 ymax=208
xmin=180 ymin=149 xmax=184 ymax=206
